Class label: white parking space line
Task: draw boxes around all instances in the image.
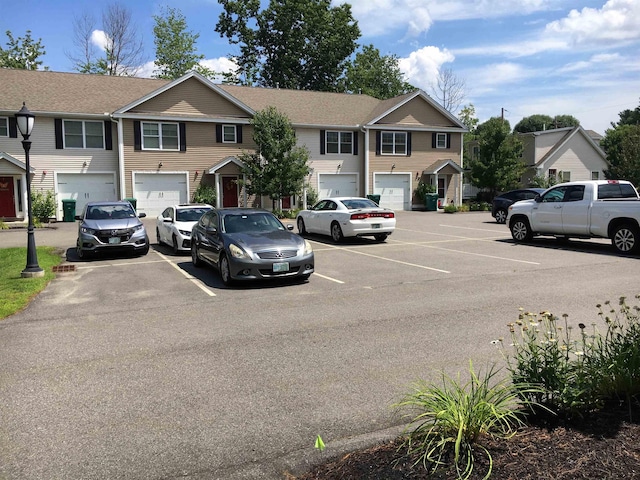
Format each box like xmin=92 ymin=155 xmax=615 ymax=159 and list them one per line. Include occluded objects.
xmin=77 ymin=259 xmax=166 ymax=269
xmin=312 ymin=273 xmax=345 ymax=284
xmin=155 ymin=251 xmax=216 ymax=297
xmin=337 ymin=245 xmax=451 ymax=273
xmin=439 ymin=224 xmax=510 ymax=234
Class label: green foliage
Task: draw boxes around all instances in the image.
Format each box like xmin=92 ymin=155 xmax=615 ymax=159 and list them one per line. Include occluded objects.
xmin=466 ymin=201 xmax=491 ymax=212
xmin=0 ymin=247 xmax=62 ymax=319
xmin=443 ymin=204 xmax=458 ymax=213
xmin=528 ymin=174 xmax=556 ymax=189
xmin=240 ymin=107 xmax=310 ymax=204
xmin=314 ymin=434 xmax=325 ymax=452
xmin=613 ymin=100 xmax=640 ymax=127
xmin=458 ymin=104 xmax=479 ymax=132
xmin=469 ymin=117 xmax=525 ymax=197
xmin=341 ymin=44 xmax=414 ymax=99
xmin=216 ymin=0 xmax=360 ymax=91
xmin=0 ymin=30 xmax=46 ymax=70
xmin=192 ymin=183 xmax=217 ymax=205
xmin=305 ymin=186 xmax=318 ymax=207
xmin=602 ymin=124 xmax=640 ymax=187
xmin=31 ymin=190 xmax=56 ymax=222
xmin=153 ymin=6 xmax=206 ymax=80
xmin=395 ymin=361 xmax=530 ymax=479
xmin=513 ymin=114 xmax=579 ymax=133
xmin=500 ymin=296 xmax=640 ymax=420
xmin=415 ymin=180 xmax=436 ymax=201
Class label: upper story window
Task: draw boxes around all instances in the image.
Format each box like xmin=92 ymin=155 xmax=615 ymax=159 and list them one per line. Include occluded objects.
xmin=381 ymin=132 xmax=407 ymax=155
xmin=63 ymin=120 xmax=104 ymax=149
xmin=435 ymin=133 xmax=447 ymax=149
xmin=142 ymin=122 xmax=179 ymax=150
xmin=0 ymin=117 xmax=8 ymax=137
xmin=591 ymin=171 xmax=600 ymax=180
xmin=326 ymin=131 xmax=353 ymax=154
xmin=222 ymin=125 xmax=237 ymax=143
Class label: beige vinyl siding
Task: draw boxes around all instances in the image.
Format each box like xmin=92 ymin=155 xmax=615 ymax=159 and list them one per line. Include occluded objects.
xmin=122 ymin=119 xmax=256 ymax=199
xmin=131 ymin=78 xmax=250 ymax=119
xmin=544 ymin=136 xmax=607 ymax=181
xmin=376 ymin=98 xmax=454 ymax=127
xmin=534 ymin=131 xmax=567 ymax=162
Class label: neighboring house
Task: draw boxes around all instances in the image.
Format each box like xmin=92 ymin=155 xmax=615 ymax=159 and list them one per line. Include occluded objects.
xmin=0 ymin=69 xmax=467 ymax=221
xmin=519 ymin=126 xmax=608 ymax=185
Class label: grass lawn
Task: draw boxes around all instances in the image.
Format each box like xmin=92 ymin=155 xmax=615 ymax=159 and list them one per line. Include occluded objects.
xmin=0 ymin=247 xmax=64 ymax=319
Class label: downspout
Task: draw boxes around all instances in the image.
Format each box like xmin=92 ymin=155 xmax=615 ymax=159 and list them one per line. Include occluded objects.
xmin=361 ymin=126 xmax=369 ymax=196
xmin=459 ymin=132 xmax=464 ymax=206
xmin=115 ymin=117 xmax=126 ymax=200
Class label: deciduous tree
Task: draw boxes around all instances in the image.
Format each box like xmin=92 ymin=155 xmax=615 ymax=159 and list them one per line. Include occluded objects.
xmin=0 ymin=30 xmax=46 ymax=70
xmin=430 ymin=67 xmax=465 ymax=114
xmin=514 ymin=114 xmax=579 ymax=133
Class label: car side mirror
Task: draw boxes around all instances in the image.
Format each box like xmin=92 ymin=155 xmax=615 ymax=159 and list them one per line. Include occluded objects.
xmin=534 ymin=195 xmax=542 ymax=203
xmin=163 ymin=217 xmax=173 ymax=223
xmin=205 ymin=226 xmax=217 ymax=234
xmin=74 ymin=215 xmax=82 ymax=221
xmin=138 ymin=212 xmax=147 ymax=218
xmin=287 ymin=224 xmax=294 ymax=231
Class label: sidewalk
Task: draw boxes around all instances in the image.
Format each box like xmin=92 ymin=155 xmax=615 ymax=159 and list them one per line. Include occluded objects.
xmin=0 ymin=221 xmax=78 ymax=250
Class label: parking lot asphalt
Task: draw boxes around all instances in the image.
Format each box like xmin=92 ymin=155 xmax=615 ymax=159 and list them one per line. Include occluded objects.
xmin=1 ymin=211 xmax=639 ymax=479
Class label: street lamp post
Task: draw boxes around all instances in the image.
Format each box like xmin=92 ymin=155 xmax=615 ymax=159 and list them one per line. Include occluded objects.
xmin=15 ymin=102 xmax=44 ymax=278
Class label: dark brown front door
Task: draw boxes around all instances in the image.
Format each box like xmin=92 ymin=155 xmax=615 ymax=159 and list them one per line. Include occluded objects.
xmin=222 ymin=176 xmax=238 ymax=207
xmin=0 ymin=177 xmax=15 ymax=217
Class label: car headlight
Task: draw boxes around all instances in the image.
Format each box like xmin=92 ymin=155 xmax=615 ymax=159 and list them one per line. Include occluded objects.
xmin=81 ymin=226 xmax=96 ymax=235
xmin=229 ymin=243 xmax=250 ymax=259
xmin=178 ymin=229 xmax=191 ymax=236
xmin=303 ymin=240 xmax=313 ymax=255
xmin=132 ymin=224 xmax=144 ymax=232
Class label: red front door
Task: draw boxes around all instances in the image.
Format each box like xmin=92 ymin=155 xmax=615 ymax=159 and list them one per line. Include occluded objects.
xmin=0 ymin=177 xmax=16 ymax=217
xmin=222 ymin=176 xmax=239 ymax=207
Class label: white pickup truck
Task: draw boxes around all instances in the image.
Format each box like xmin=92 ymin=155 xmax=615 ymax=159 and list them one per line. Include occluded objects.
xmin=507 ymin=180 xmax=640 ymax=254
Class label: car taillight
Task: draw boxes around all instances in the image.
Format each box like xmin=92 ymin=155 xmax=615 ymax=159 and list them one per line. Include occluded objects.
xmin=350 ymin=212 xmax=395 ymax=220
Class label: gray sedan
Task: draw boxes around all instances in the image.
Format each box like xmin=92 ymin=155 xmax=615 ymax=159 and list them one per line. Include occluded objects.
xmin=191 ymin=208 xmax=314 ymax=286
xmin=75 ymin=201 xmax=149 ymax=259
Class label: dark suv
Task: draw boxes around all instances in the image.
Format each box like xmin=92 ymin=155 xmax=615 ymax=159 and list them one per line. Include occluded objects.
xmin=492 ymin=188 xmax=545 ymax=224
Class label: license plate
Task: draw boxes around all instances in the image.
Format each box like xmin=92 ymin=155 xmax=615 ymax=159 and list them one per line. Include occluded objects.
xmin=273 ymin=262 xmax=289 ymax=272
xmin=371 ymin=224 xmax=381 ymax=229
xmin=108 ymin=237 xmax=121 ymax=244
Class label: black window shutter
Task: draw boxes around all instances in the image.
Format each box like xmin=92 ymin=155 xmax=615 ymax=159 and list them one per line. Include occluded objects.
xmin=237 ymin=125 xmax=243 ymax=144
xmin=407 ymin=132 xmax=412 ymax=156
xmin=179 ymin=122 xmax=186 ymax=151
xmin=375 ymin=131 xmax=381 ymax=156
xmin=8 ymin=117 xmax=17 ymax=138
xmin=104 ymin=120 xmax=113 ymax=150
xmin=216 ymin=124 xmax=222 ymax=143
xmin=134 ymin=121 xmax=141 ymax=151
xmin=353 ymin=131 xmax=358 ymax=155
xmin=432 ymin=132 xmax=437 ymax=149
xmin=55 ymin=119 xmax=63 ymax=149
xmin=320 ymin=130 xmax=325 ymax=155
xmin=446 ymin=133 xmax=451 ymax=149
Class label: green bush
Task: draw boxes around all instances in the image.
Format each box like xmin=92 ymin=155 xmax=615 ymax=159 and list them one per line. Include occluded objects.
xmin=500 ymin=296 xmax=640 ymax=420
xmin=306 ymin=186 xmax=318 ymax=207
xmin=192 ymin=183 xmax=216 ymax=205
xmin=415 ymin=180 xmax=436 ymax=202
xmin=31 ymin=190 xmax=56 ymax=222
xmin=395 ymin=361 xmax=533 ymax=479
xmin=443 ymin=204 xmax=457 ymax=213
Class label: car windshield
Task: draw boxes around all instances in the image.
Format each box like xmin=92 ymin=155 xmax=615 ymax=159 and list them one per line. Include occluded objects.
xmin=86 ymin=205 xmax=136 ymax=220
xmin=340 ymin=199 xmax=379 ymax=209
xmin=223 ymin=213 xmax=285 ymax=233
xmin=177 ymin=208 xmax=211 ymax=222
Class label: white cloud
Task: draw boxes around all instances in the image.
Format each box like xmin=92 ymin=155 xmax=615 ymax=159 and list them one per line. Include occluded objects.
xmin=398 ymin=46 xmax=455 ymax=90
xmin=90 ymin=30 xmax=109 ymax=50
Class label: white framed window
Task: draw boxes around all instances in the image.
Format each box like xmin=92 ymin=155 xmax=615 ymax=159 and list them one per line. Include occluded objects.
xmin=326 ymin=131 xmax=353 ymax=154
xmin=222 ymin=125 xmax=237 ymax=143
xmin=142 ymin=122 xmax=179 ymax=150
xmin=0 ymin=117 xmax=8 ymax=137
xmin=63 ymin=120 xmax=104 ymax=149
xmin=591 ymin=171 xmax=600 ymax=180
xmin=560 ymin=171 xmax=571 ymax=182
xmin=436 ymin=133 xmax=447 ymax=149
xmin=381 ymin=132 xmax=407 ymax=155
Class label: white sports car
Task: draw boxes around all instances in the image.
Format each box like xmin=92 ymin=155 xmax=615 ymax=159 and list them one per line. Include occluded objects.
xmin=296 ymin=197 xmax=396 ymax=243
xmin=156 ymin=204 xmax=212 ymax=253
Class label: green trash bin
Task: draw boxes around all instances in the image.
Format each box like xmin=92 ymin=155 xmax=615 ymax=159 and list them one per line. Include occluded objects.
xmin=124 ymin=198 xmax=137 ymax=210
xmin=62 ymin=199 xmax=76 ymax=222
xmin=366 ymin=194 xmax=381 ymax=205
xmin=425 ymin=193 xmax=438 ymax=211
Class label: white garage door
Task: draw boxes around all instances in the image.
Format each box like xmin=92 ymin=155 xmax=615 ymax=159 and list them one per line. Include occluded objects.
xmin=318 ymin=174 xmax=357 ymax=198
xmin=133 ymin=173 xmax=188 ymax=217
xmin=57 ymin=173 xmax=117 ymax=220
xmin=374 ymin=173 xmax=411 ymax=210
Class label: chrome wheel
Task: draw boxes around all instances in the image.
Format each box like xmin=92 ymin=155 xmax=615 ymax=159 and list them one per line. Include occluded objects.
xmin=510 ymin=219 xmax=532 ymax=242
xmin=495 ymin=209 xmax=507 ymax=224
xmin=219 ymin=254 xmax=233 ymax=286
xmin=612 ymin=224 xmax=638 ymax=253
xmin=331 ymin=222 xmax=343 ymax=243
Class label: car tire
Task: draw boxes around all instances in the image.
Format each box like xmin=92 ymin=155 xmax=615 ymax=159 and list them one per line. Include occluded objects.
xmin=219 ymin=253 xmax=234 ymax=286
xmin=156 ymin=227 xmax=164 ymax=246
xmin=297 ymin=217 xmax=306 ymax=235
xmin=510 ymin=217 xmax=533 ymax=242
xmin=331 ymin=222 xmax=344 ymax=243
xmin=495 ymin=208 xmax=507 ymax=224
xmin=374 ymin=233 xmax=389 ymax=242
xmin=612 ymin=223 xmax=639 ymax=254
xmin=76 ymin=240 xmax=90 ymax=260
xmin=140 ymin=238 xmax=150 ymax=256
xmin=172 ymin=234 xmax=179 ymax=255
xmin=191 ymin=242 xmax=203 ymax=267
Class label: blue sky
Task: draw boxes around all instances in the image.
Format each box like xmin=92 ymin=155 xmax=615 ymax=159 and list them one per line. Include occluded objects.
xmin=2 ymin=0 xmax=639 ymax=134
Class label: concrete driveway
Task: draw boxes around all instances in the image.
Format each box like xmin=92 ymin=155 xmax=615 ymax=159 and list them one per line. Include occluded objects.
xmin=1 ymin=212 xmax=638 ymax=479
